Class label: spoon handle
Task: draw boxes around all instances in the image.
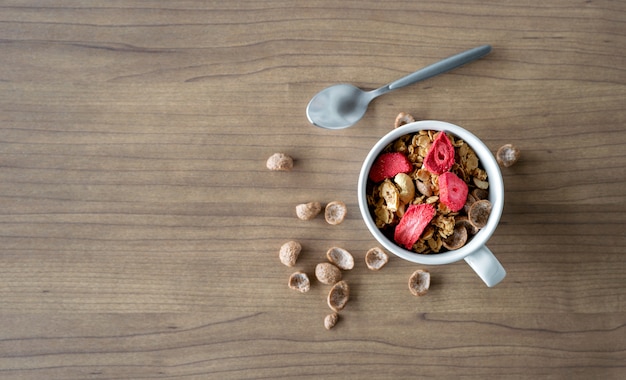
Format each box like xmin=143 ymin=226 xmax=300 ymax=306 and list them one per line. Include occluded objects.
xmin=385 ymin=45 xmax=492 ymax=91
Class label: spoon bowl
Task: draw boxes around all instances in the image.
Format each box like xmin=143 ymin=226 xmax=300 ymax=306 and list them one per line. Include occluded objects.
xmin=306 ymin=84 xmax=370 ymax=130
xmin=306 ymin=45 xmax=492 ymax=130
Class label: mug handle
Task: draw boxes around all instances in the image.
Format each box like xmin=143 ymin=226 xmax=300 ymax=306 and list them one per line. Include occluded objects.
xmin=464 ymin=246 xmax=506 ymax=287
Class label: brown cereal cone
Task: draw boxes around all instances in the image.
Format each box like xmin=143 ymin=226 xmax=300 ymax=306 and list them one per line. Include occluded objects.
xmin=324 ymin=201 xmax=347 ymax=225
xmin=315 ymin=262 xmax=342 ymax=285
xmin=408 ymin=269 xmax=430 ymax=296
xmin=327 ymin=280 xmax=350 ymax=312
xmin=326 ymin=247 xmax=354 ymax=270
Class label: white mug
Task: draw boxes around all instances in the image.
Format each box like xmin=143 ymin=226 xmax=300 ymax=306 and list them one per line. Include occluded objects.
xmin=357 ymin=120 xmax=506 ymax=287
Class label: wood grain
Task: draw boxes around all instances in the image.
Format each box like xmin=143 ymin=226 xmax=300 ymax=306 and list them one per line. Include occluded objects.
xmin=1 ymin=1 xmax=625 ymax=379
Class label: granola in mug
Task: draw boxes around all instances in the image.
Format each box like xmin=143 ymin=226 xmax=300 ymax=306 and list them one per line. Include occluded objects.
xmin=366 ymin=128 xmax=491 ymax=254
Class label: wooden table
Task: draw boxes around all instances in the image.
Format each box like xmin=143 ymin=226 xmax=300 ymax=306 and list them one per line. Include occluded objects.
xmin=1 ymin=1 xmax=624 ymax=379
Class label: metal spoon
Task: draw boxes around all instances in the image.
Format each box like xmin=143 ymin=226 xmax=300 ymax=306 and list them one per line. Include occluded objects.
xmin=306 ymin=45 xmax=492 ymax=129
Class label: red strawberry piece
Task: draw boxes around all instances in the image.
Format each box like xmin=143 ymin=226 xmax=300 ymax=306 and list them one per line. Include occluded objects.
xmin=394 ymin=203 xmax=436 ymax=250
xmin=438 ymin=172 xmax=469 ymax=212
xmin=368 ymin=152 xmax=412 ymax=183
xmin=424 ymin=132 xmax=455 ymax=175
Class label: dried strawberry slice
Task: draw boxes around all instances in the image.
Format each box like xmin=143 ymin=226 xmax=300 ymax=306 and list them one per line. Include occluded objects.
xmin=394 ymin=203 xmax=436 ymax=250
xmin=438 ymin=172 xmax=469 ymax=212
xmin=368 ymin=152 xmax=412 ymax=183
xmin=424 ymin=132 xmax=455 ymax=175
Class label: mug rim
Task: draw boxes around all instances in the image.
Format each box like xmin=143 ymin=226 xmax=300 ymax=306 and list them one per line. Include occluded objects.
xmin=357 ymin=120 xmax=504 ymax=265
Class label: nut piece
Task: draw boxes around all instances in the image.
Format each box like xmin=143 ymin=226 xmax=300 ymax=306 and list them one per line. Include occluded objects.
xmin=288 ymin=272 xmax=310 ymax=293
xmin=324 ymin=201 xmax=347 ymax=225
xmin=279 ymin=241 xmax=302 ymax=267
xmin=468 ymin=199 xmax=492 ymax=229
xmin=266 ymin=153 xmax=294 ymax=171
xmin=416 ymin=180 xmax=433 ymax=197
xmin=380 ymin=179 xmax=400 ymax=212
xmin=496 ymin=144 xmax=520 ymax=167
xmin=324 ymin=313 xmax=339 ymax=330
xmin=408 ymin=269 xmax=430 ymax=296
xmin=365 ymin=247 xmax=389 ymax=270
xmin=394 ymin=173 xmax=416 ymax=204
xmin=327 ymin=280 xmax=350 ymax=311
xmin=326 ymin=247 xmax=354 ymax=271
xmin=296 ymin=202 xmax=322 ymax=220
xmin=394 ymin=112 xmax=415 ymax=128
xmin=315 ymin=262 xmax=342 ymax=285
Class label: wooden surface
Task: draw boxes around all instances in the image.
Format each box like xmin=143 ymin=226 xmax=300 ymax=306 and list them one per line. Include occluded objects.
xmin=1 ymin=1 xmax=625 ymax=379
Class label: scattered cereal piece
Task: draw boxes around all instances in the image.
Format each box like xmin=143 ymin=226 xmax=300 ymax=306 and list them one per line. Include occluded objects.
xmin=394 ymin=203 xmax=436 ymax=250
xmin=438 ymin=172 xmax=469 ymax=212
xmin=288 ymin=272 xmax=310 ymax=293
xmin=496 ymin=144 xmax=520 ymax=167
xmin=266 ymin=153 xmax=293 ymax=171
xmin=365 ymin=247 xmax=389 ymax=270
xmin=325 ymin=201 xmax=347 ymax=225
xmin=442 ymin=224 xmax=469 ymax=250
xmin=394 ymin=112 xmax=415 ymax=128
xmin=369 ymin=152 xmax=413 ymax=183
xmin=315 ymin=262 xmax=342 ymax=285
xmin=408 ymin=269 xmax=430 ymax=296
xmin=326 ymin=247 xmax=354 ymax=271
xmin=327 ymin=280 xmax=350 ymax=311
xmin=296 ymin=202 xmax=322 ymax=220
xmin=468 ymin=199 xmax=492 ymax=229
xmin=279 ymin=241 xmax=302 ymax=267
xmin=423 ymin=132 xmax=455 ymax=175
xmin=324 ymin=312 xmax=339 ymax=330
